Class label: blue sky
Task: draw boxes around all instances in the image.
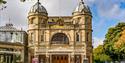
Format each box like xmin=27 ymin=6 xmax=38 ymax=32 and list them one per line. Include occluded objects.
xmin=88 ymin=0 xmax=125 ymax=47
xmin=0 ymin=0 xmax=125 ymax=48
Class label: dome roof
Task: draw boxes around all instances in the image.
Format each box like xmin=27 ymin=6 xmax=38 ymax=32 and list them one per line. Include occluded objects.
xmin=0 ymin=23 xmax=19 ymax=31
xmin=29 ymin=2 xmax=47 ymax=14
xmin=73 ymin=1 xmax=91 ymax=14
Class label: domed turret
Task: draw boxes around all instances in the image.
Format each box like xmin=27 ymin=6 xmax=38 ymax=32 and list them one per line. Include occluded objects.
xmin=72 ymin=0 xmax=91 ymax=16
xmin=28 ymin=1 xmax=48 ymax=16
xmin=27 ymin=1 xmax=48 ymax=31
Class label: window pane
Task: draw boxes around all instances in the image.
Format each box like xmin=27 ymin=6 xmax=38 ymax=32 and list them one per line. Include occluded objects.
xmin=76 ymin=33 xmax=80 ymax=42
xmin=51 ymin=33 xmax=69 ymax=44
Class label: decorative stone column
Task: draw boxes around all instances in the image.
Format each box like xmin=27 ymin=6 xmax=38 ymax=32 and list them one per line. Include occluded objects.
xmin=20 ymin=49 xmax=24 ymax=63
xmin=90 ymin=53 xmax=93 ymax=63
xmin=46 ymin=55 xmax=49 ymax=63
xmin=5 ymin=55 xmax=7 ymax=63
xmin=0 ymin=55 xmax=4 ymax=63
xmin=50 ymin=54 xmax=52 ymax=63
xmin=28 ymin=52 xmax=31 ymax=63
xmin=68 ymin=54 xmax=70 ymax=63
xmin=9 ymin=55 xmax=11 ymax=63
xmin=81 ymin=54 xmax=85 ymax=63
xmin=71 ymin=55 xmax=74 ymax=63
xmin=13 ymin=54 xmax=16 ymax=63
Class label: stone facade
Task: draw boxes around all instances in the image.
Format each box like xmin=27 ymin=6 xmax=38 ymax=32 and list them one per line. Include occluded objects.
xmin=28 ymin=0 xmax=93 ymax=63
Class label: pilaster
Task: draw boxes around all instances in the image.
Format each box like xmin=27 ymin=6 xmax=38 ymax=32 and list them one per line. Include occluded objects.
xmin=71 ymin=55 xmax=74 ymax=63
xmin=46 ymin=55 xmax=49 ymax=63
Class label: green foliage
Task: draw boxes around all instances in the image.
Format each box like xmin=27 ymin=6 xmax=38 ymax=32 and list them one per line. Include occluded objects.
xmin=0 ymin=0 xmax=26 ymax=4
xmin=104 ymin=22 xmax=125 ymax=61
xmin=0 ymin=0 xmax=6 ymax=4
xmin=93 ymin=45 xmax=111 ymax=63
xmin=20 ymin=0 xmax=26 ymax=2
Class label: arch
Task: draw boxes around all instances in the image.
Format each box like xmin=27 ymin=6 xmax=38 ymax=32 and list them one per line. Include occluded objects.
xmin=51 ymin=33 xmax=69 ymax=44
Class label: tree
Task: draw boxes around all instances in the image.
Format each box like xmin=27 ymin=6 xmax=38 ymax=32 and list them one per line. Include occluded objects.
xmin=0 ymin=0 xmax=39 ymax=4
xmin=0 ymin=0 xmax=26 ymax=4
xmin=104 ymin=22 xmax=125 ymax=62
xmin=114 ymin=30 xmax=125 ymax=58
xmin=93 ymin=45 xmax=111 ymax=63
xmin=114 ymin=30 xmax=125 ymax=49
xmin=20 ymin=0 xmax=26 ymax=2
xmin=0 ymin=0 xmax=6 ymax=4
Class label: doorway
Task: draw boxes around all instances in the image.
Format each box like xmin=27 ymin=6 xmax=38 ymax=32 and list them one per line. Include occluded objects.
xmin=52 ymin=55 xmax=68 ymax=63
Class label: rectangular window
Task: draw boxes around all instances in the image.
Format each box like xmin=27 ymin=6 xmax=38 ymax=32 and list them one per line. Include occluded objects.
xmin=41 ymin=35 xmax=44 ymax=41
xmin=87 ymin=32 xmax=89 ymax=41
xmin=85 ymin=17 xmax=89 ymax=28
xmin=31 ymin=33 xmax=34 ymax=43
xmin=85 ymin=17 xmax=89 ymax=23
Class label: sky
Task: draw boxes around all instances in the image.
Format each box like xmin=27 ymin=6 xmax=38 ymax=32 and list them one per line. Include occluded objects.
xmin=0 ymin=0 xmax=125 ymax=48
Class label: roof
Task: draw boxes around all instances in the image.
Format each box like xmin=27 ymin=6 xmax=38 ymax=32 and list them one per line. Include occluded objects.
xmin=29 ymin=1 xmax=48 ymax=15
xmin=0 ymin=23 xmax=19 ymax=31
xmin=0 ymin=23 xmax=26 ymax=32
xmin=73 ymin=1 xmax=91 ymax=14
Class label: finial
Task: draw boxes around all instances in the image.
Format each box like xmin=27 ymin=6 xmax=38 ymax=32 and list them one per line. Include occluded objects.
xmin=79 ymin=0 xmax=84 ymax=4
xmin=37 ymin=0 xmax=40 ymax=13
xmin=9 ymin=18 xmax=11 ymax=23
xmin=21 ymin=28 xmax=23 ymax=31
xmin=38 ymin=0 xmax=39 ymax=2
xmin=6 ymin=18 xmax=13 ymax=27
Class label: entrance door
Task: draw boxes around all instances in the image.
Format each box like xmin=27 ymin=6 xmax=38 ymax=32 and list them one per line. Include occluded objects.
xmin=52 ymin=55 xmax=68 ymax=63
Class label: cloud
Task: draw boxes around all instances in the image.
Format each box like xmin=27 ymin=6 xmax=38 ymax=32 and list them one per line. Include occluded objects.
xmin=85 ymin=0 xmax=125 ymax=21
xmin=99 ymin=4 xmax=125 ymax=21
xmin=0 ymin=0 xmax=125 ymax=47
xmin=0 ymin=0 xmax=77 ymax=30
xmin=2 ymin=0 xmax=124 ymax=30
xmin=93 ymin=37 xmax=104 ymax=48
xmin=43 ymin=0 xmax=77 ymax=16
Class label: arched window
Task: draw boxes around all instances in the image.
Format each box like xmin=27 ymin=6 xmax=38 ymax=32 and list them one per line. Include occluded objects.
xmin=30 ymin=17 xmax=35 ymax=24
xmin=31 ymin=33 xmax=34 ymax=43
xmin=87 ymin=32 xmax=89 ymax=41
xmin=31 ymin=20 xmax=33 ymax=24
xmin=51 ymin=33 xmax=69 ymax=44
xmin=76 ymin=33 xmax=80 ymax=42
